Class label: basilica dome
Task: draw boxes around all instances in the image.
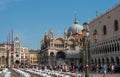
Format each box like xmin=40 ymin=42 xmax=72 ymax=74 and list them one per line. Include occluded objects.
xmin=68 ymin=18 xmax=83 ymax=35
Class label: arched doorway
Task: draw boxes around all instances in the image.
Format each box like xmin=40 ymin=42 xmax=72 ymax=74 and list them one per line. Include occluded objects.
xmin=95 ymin=59 xmax=97 ymax=65
xmin=15 ymin=60 xmax=20 ymax=64
xmin=56 ymin=51 xmax=66 ymax=65
xmin=102 ymin=58 xmax=105 ymax=65
xmin=111 ymin=57 xmax=114 ymax=64
xmin=98 ymin=58 xmax=101 ymax=65
xmin=50 ymin=52 xmax=54 ymax=57
xmin=116 ymin=57 xmax=119 ymax=65
xmin=106 ymin=57 xmax=109 ymax=65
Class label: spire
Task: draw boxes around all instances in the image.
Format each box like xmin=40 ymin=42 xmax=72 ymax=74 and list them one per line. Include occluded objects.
xmin=15 ymin=37 xmax=19 ymax=41
xmin=64 ymin=28 xmax=67 ymax=39
xmin=96 ymin=11 xmax=98 ymax=17
xmin=50 ymin=28 xmax=53 ymax=39
xmin=50 ymin=28 xmax=53 ymax=34
xmin=11 ymin=28 xmax=13 ymax=44
xmin=45 ymin=31 xmax=47 ymax=36
xmin=64 ymin=28 xmax=67 ymax=34
xmin=74 ymin=11 xmax=78 ymax=24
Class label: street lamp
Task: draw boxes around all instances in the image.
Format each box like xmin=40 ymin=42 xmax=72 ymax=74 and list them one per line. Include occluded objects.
xmin=84 ymin=33 xmax=89 ymax=77
xmin=83 ymin=22 xmax=89 ymax=77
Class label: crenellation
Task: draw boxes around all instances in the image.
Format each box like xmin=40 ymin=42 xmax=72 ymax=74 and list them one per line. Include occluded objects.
xmin=90 ymin=3 xmax=120 ymax=25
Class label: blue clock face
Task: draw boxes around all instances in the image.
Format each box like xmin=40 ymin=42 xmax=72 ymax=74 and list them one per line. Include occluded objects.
xmin=16 ymin=54 xmax=19 ymax=57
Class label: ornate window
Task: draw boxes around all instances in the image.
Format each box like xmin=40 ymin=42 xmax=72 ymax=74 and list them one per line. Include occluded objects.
xmin=117 ymin=43 xmax=120 ymax=51
xmin=103 ymin=25 xmax=107 ymax=35
xmin=114 ymin=20 xmax=119 ymax=31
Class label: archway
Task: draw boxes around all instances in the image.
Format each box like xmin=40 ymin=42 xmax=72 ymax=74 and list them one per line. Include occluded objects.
xmin=15 ymin=60 xmax=20 ymax=64
xmin=50 ymin=52 xmax=54 ymax=57
xmin=103 ymin=25 xmax=107 ymax=35
xmin=102 ymin=58 xmax=105 ymax=65
xmin=98 ymin=58 xmax=101 ymax=65
xmin=114 ymin=20 xmax=119 ymax=31
xmin=111 ymin=57 xmax=114 ymax=64
xmin=116 ymin=57 xmax=119 ymax=65
xmin=106 ymin=57 xmax=109 ymax=65
xmin=56 ymin=51 xmax=66 ymax=65
xmin=95 ymin=59 xmax=97 ymax=65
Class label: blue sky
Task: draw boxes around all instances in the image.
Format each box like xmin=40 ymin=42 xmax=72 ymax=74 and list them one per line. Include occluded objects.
xmin=0 ymin=0 xmax=119 ymax=49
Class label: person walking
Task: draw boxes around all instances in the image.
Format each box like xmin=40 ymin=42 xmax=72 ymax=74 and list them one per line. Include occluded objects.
xmin=111 ymin=64 xmax=115 ymax=74
xmin=102 ymin=64 xmax=107 ymax=77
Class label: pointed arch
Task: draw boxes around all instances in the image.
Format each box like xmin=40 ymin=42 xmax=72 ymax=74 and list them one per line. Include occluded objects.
xmin=111 ymin=57 xmax=114 ymax=64
xmin=54 ymin=36 xmax=64 ymax=43
xmin=116 ymin=57 xmax=119 ymax=65
xmin=103 ymin=25 xmax=107 ymax=35
xmin=98 ymin=58 xmax=101 ymax=65
xmin=114 ymin=20 xmax=119 ymax=31
xmin=95 ymin=59 xmax=97 ymax=65
xmin=54 ymin=36 xmax=64 ymax=48
xmin=102 ymin=58 xmax=105 ymax=64
xmin=106 ymin=57 xmax=109 ymax=64
xmin=117 ymin=42 xmax=120 ymax=51
xmin=93 ymin=29 xmax=98 ymax=35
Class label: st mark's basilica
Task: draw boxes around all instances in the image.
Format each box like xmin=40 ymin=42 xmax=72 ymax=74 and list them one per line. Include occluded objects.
xmin=39 ymin=17 xmax=89 ymax=66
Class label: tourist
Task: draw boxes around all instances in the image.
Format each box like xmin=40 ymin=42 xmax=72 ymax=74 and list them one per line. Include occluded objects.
xmin=102 ymin=64 xmax=107 ymax=77
xmin=111 ymin=64 xmax=115 ymax=74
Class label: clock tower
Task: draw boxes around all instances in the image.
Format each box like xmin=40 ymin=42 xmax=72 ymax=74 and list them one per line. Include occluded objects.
xmin=13 ymin=37 xmax=20 ymax=67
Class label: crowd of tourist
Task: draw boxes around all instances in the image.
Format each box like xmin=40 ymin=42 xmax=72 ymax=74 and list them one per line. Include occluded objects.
xmin=39 ymin=63 xmax=120 ymax=74
xmin=89 ymin=64 xmax=120 ymax=74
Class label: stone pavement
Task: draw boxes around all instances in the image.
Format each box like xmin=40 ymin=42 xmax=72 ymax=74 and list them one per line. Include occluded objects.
xmin=9 ymin=68 xmax=22 ymax=77
xmin=87 ymin=73 xmax=120 ymax=77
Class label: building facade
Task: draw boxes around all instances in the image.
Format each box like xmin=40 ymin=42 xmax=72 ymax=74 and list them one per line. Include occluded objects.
xmin=20 ymin=46 xmax=29 ymax=68
xmin=13 ymin=37 xmax=29 ymax=67
xmin=0 ymin=43 xmax=8 ymax=67
xmin=89 ymin=3 xmax=120 ymax=65
xmin=29 ymin=50 xmax=39 ymax=68
xmin=0 ymin=37 xmax=29 ymax=67
xmin=0 ymin=41 xmax=13 ymax=67
xmin=40 ymin=17 xmax=88 ymax=66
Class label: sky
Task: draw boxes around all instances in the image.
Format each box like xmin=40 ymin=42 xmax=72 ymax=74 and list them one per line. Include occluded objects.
xmin=0 ymin=0 xmax=120 ymax=50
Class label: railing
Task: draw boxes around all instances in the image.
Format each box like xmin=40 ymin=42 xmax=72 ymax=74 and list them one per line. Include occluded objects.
xmin=25 ymin=68 xmax=82 ymax=77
